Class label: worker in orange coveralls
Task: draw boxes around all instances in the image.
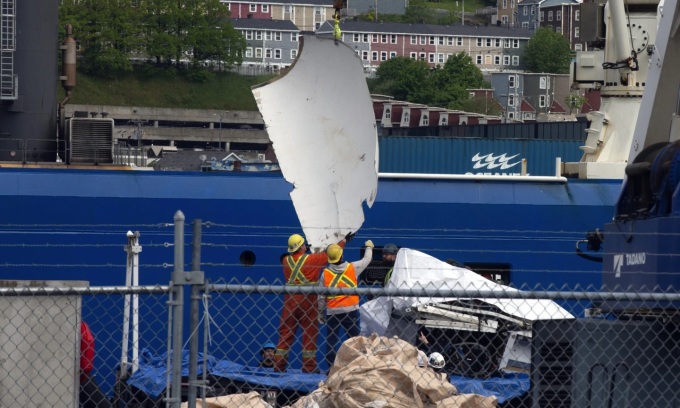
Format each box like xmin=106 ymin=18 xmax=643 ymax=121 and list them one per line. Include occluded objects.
xmin=274 ymin=232 xmax=352 ymax=373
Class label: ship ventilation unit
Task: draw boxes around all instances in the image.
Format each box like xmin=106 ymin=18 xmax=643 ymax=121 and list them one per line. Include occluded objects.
xmin=68 ymin=118 xmax=114 ymax=164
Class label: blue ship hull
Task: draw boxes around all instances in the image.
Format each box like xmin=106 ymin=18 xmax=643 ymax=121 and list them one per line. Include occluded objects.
xmin=0 ymin=168 xmax=620 ymax=290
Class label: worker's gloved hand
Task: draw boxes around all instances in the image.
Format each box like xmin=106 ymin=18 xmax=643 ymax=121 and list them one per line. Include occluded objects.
xmin=365 ymin=240 xmax=374 ymax=248
xmin=344 ymin=232 xmax=356 ymax=242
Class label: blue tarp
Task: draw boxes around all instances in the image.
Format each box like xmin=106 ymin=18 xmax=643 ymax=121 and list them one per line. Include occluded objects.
xmin=450 ymin=373 xmax=530 ymax=404
xmin=127 ymin=350 xmax=529 ymax=403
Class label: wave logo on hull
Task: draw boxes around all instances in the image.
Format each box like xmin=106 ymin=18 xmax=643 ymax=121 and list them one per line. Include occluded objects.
xmin=471 ymin=153 xmax=522 ymax=170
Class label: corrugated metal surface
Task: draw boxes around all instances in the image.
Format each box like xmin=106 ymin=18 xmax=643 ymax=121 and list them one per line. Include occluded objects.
xmin=380 ymin=121 xmax=588 ymax=140
xmin=379 ymin=136 xmax=584 ymax=175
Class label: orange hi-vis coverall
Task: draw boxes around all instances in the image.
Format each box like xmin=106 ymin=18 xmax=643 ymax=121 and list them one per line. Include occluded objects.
xmin=274 ymin=242 xmax=344 ymax=373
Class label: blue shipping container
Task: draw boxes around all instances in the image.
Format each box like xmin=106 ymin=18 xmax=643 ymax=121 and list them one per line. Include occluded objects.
xmin=378 ymin=136 xmax=584 ymax=176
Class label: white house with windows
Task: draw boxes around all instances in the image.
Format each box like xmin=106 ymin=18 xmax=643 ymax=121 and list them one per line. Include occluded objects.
xmin=231 ymin=18 xmax=300 ymax=70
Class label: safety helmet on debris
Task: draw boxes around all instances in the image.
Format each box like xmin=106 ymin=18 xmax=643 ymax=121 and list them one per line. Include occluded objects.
xmin=288 ymin=234 xmax=305 ymax=253
xmin=428 ymin=352 xmax=445 ymax=369
xmin=327 ymin=244 xmax=343 ymax=263
xmin=383 ymin=243 xmax=398 ymax=255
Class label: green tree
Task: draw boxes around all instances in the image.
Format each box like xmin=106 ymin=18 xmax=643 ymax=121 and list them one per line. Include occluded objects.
xmin=60 ymin=0 xmax=143 ymax=77
xmin=372 ymin=57 xmax=433 ymax=102
xmin=565 ymin=93 xmax=587 ymax=114
xmin=430 ymin=52 xmax=486 ymax=108
xmin=523 ymin=27 xmax=573 ymax=74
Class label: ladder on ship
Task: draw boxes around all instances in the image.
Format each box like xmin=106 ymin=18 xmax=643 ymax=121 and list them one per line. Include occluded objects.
xmin=0 ymin=0 xmax=17 ymax=100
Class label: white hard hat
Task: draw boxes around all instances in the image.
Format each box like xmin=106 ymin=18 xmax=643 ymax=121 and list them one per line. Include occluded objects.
xmin=428 ymin=352 xmax=445 ymax=369
xmin=417 ymin=350 xmax=427 ymax=368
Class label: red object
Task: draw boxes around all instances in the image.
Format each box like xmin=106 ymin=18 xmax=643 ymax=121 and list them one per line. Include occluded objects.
xmin=80 ymin=321 xmax=95 ymax=378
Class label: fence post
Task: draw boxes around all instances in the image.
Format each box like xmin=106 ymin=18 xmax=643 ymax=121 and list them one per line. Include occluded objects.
xmin=187 ymin=219 xmax=204 ymax=408
xmin=170 ymin=211 xmax=185 ymax=408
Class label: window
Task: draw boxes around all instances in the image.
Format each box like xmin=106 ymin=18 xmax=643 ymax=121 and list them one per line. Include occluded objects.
xmin=422 ymin=115 xmax=429 ymax=125
xmin=557 ymin=10 xmax=561 ymax=20
xmin=246 ymin=31 xmax=253 ymax=40
xmin=274 ymin=49 xmax=281 ymax=59
xmin=508 ymin=111 xmax=515 ymax=119
xmin=540 ymin=11 xmax=544 ymax=21
xmin=362 ymin=51 xmax=369 ymax=60
xmin=503 ymin=0 xmax=507 ymax=8
xmin=246 ymin=47 xmax=253 ymax=58
xmin=486 ymin=38 xmax=493 ymax=47
xmin=539 ymin=95 xmax=546 ymax=107
xmin=410 ymin=35 xmax=417 ymax=44
xmin=575 ymin=10 xmax=580 ymax=21
xmin=390 ymin=51 xmax=397 ymax=59
xmin=476 ymin=55 xmax=483 ymax=64
xmin=372 ymin=51 xmax=378 ymax=61
xmin=469 ymin=92 xmax=475 ymax=99
xmin=574 ymin=43 xmax=583 ymax=51
xmin=381 ymin=51 xmax=387 ymax=61
xmin=430 ymin=36 xmax=436 ymax=45
xmin=494 ymin=55 xmax=501 ymax=65
xmin=255 ymin=31 xmax=262 ymax=40
xmin=508 ymin=94 xmax=515 ymax=106
xmin=275 ymin=32 xmax=281 ymax=41
xmin=513 ymin=39 xmax=519 ymax=48
xmin=556 ymin=27 xmax=562 ymax=34
xmin=283 ymin=5 xmax=294 ymax=19
xmin=457 ymin=37 xmax=463 ymax=46
xmin=523 ymin=7 xmax=528 ymax=15
xmin=503 ymin=55 xmax=510 ymax=65
xmin=439 ymin=36 xmax=445 ymax=45
xmin=255 ymin=48 xmax=262 ymax=58
xmin=575 ymin=27 xmax=580 ymax=38
xmin=419 ymin=52 xmax=426 ymax=60
xmin=353 ymin=33 xmax=360 ymax=42
xmin=540 ymin=76 xmax=547 ymax=89
xmin=548 ymin=11 xmax=553 ymax=21
xmin=291 ymin=33 xmax=298 ymax=42
xmin=477 ymin=38 xmax=484 ymax=47
xmin=509 ymin=75 xmax=516 ymax=88
xmin=291 ymin=49 xmax=298 ymax=59
xmin=391 ymin=35 xmax=397 ymax=44
xmin=420 ymin=36 xmax=426 ymax=45
xmin=385 ymin=108 xmax=391 ymax=119
xmin=522 ymin=22 xmax=529 ymax=28
xmin=262 ymin=4 xmax=269 ymax=12
xmin=265 ymin=31 xmax=272 ymax=41
xmin=531 ymin=6 xmax=535 ymax=15
xmin=501 ymin=15 xmax=509 ymax=24
xmin=438 ymin=53 xmax=445 ymax=63
xmin=372 ymin=34 xmax=379 ymax=43
xmin=512 ymin=55 xmax=519 ymax=65
xmin=363 ymin=34 xmax=369 ymax=43
xmin=410 ymin=52 xmax=417 ymax=59
xmin=441 ymin=116 xmax=448 ymax=125
xmin=495 ymin=38 xmax=502 ymax=47
xmin=381 ymin=34 xmax=388 ymax=43
xmin=265 ymin=48 xmax=272 ymax=58
xmin=249 ymin=4 xmax=257 ymax=12
xmin=429 ymin=53 xmax=435 ymax=63
xmin=504 ymin=39 xmax=511 ymax=48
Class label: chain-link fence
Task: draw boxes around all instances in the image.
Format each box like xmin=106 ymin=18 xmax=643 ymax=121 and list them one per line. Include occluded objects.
xmin=2 ymin=214 xmax=679 ymax=408
xmin=3 ymin=281 xmax=678 ymax=408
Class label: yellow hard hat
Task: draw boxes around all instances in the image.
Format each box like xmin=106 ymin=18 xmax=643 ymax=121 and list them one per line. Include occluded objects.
xmin=287 ymin=234 xmax=305 ymax=253
xmin=327 ymin=244 xmax=343 ymax=263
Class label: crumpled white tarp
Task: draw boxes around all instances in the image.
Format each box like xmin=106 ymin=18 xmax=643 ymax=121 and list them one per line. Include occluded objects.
xmin=361 ymin=248 xmax=574 ymax=336
xmin=252 ymin=35 xmax=378 ymax=249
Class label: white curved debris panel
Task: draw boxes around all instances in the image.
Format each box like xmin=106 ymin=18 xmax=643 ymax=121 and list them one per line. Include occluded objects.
xmin=252 ymin=35 xmax=378 ymax=249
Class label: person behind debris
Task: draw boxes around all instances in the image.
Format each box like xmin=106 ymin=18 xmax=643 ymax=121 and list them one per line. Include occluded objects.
xmin=258 ymin=342 xmax=276 ymax=368
xmin=274 ymin=232 xmax=352 ymax=373
xmin=381 ymin=243 xmax=399 ymax=286
xmin=320 ymin=240 xmax=374 ymax=369
xmin=80 ymin=322 xmax=113 ymax=408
